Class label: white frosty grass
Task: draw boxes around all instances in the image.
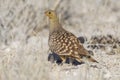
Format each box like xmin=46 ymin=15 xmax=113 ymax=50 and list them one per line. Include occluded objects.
xmin=0 ymin=30 xmax=120 ymax=80
xmin=0 ymin=0 xmax=120 ymax=80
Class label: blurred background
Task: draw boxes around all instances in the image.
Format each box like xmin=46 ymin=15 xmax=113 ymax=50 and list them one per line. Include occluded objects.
xmin=0 ymin=0 xmax=120 ymax=80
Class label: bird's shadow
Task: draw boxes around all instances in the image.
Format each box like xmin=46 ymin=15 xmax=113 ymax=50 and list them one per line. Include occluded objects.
xmin=48 ymin=52 xmax=84 ymax=66
xmin=48 ymin=36 xmax=86 ymax=66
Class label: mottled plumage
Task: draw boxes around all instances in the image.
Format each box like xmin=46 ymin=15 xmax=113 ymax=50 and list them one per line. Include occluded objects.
xmin=45 ymin=10 xmax=98 ymax=63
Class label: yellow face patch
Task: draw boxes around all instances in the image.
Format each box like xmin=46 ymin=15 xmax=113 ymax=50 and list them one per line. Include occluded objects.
xmin=44 ymin=10 xmax=56 ymax=19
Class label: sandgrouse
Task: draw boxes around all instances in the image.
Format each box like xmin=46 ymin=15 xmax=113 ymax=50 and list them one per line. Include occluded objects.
xmin=45 ymin=10 xmax=98 ymax=63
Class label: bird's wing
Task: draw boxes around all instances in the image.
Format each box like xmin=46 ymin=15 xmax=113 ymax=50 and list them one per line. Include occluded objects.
xmin=52 ymin=31 xmax=81 ymax=55
xmin=51 ymin=29 xmax=88 ymax=56
xmin=66 ymin=32 xmax=89 ymax=55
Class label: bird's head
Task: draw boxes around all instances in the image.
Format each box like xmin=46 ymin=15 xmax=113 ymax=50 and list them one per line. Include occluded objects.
xmin=44 ymin=10 xmax=58 ymax=20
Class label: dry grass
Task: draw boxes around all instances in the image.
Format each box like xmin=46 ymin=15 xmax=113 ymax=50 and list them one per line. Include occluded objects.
xmin=0 ymin=0 xmax=120 ymax=80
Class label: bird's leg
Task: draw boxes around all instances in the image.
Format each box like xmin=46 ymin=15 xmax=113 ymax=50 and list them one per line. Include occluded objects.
xmin=60 ymin=56 xmax=66 ymax=65
xmin=68 ymin=57 xmax=74 ymax=65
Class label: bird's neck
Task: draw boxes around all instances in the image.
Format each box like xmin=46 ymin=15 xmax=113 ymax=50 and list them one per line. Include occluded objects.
xmin=49 ymin=18 xmax=62 ymax=34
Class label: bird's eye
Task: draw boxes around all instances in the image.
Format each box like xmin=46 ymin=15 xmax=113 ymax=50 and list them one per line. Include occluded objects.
xmin=48 ymin=12 xmax=51 ymax=14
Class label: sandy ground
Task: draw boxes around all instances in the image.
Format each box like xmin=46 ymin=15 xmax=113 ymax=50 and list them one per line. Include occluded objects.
xmin=0 ymin=0 xmax=120 ymax=80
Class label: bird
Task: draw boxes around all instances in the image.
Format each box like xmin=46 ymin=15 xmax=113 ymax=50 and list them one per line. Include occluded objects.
xmin=45 ymin=9 xmax=98 ymax=64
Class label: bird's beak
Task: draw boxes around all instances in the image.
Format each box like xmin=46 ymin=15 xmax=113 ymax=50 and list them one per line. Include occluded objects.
xmin=44 ymin=11 xmax=47 ymax=14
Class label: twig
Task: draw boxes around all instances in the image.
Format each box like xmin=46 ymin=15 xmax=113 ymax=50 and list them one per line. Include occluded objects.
xmin=52 ymin=0 xmax=63 ymax=10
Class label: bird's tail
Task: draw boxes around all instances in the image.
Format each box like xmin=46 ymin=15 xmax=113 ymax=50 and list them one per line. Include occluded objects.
xmin=86 ymin=56 xmax=98 ymax=63
xmin=80 ymin=54 xmax=98 ymax=63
